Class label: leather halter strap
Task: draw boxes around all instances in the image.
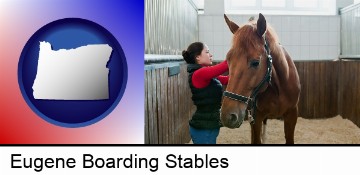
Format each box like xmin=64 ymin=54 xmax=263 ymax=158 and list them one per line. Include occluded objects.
xmin=223 ymin=91 xmax=252 ymax=105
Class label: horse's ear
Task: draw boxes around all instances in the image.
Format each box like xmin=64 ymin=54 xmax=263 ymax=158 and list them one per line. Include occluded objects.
xmin=257 ymin=13 xmax=267 ymax=37
xmin=224 ymin=14 xmax=239 ymax=34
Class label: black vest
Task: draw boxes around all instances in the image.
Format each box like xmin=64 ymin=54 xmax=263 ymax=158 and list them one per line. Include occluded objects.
xmin=187 ymin=64 xmax=223 ymax=129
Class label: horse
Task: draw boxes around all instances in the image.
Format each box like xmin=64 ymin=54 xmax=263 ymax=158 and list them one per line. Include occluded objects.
xmin=220 ymin=13 xmax=301 ymax=144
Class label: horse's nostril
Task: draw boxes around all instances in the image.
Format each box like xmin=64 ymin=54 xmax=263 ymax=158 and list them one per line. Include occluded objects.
xmin=230 ymin=113 xmax=238 ymax=122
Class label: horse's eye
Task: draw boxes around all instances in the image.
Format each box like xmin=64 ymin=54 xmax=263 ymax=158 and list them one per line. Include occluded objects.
xmin=250 ymin=60 xmax=260 ymax=68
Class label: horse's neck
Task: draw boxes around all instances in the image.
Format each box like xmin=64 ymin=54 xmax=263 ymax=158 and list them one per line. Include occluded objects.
xmin=270 ymin=45 xmax=291 ymax=87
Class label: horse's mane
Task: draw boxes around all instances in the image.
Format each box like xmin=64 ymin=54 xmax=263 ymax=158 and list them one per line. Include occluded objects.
xmin=231 ymin=21 xmax=282 ymax=59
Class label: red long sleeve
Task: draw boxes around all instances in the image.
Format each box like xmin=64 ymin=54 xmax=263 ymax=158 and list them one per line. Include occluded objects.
xmin=192 ymin=60 xmax=229 ymax=89
xmin=217 ymin=75 xmax=229 ymax=85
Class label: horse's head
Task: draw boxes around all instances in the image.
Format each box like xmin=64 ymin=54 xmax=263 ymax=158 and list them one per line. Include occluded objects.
xmin=221 ymin=13 xmax=272 ymax=128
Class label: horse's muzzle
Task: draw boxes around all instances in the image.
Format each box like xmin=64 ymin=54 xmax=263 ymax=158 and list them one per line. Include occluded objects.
xmin=221 ymin=110 xmax=246 ymax=129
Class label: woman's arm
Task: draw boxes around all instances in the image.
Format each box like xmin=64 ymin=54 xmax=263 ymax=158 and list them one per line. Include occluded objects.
xmin=217 ymin=75 xmax=229 ymax=85
xmin=192 ymin=60 xmax=229 ymax=88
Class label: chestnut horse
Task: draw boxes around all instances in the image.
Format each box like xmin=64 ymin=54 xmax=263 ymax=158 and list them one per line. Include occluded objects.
xmin=220 ymin=14 xmax=301 ymax=144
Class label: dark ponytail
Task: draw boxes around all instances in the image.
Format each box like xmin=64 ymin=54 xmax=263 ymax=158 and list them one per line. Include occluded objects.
xmin=182 ymin=50 xmax=192 ymax=63
xmin=182 ymin=42 xmax=204 ymax=64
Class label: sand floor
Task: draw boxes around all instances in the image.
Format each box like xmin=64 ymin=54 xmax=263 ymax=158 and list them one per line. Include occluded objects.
xmin=189 ymin=115 xmax=360 ymax=144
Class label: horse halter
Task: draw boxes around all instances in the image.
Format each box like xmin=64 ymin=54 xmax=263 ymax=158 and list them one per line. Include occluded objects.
xmin=223 ymin=36 xmax=273 ymax=124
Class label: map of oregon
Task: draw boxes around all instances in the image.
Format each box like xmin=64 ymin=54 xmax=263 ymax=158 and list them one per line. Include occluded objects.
xmin=32 ymin=41 xmax=113 ymax=100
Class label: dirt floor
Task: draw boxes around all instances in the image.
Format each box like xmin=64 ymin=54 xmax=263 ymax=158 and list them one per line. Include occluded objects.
xmin=189 ymin=115 xmax=360 ymax=144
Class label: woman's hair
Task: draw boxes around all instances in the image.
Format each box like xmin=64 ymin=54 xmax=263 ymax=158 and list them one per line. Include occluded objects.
xmin=182 ymin=42 xmax=204 ymax=64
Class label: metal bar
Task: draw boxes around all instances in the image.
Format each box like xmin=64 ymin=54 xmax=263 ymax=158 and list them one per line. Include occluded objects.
xmin=339 ymin=55 xmax=360 ymax=59
xmin=145 ymin=0 xmax=199 ymax=55
xmin=340 ymin=3 xmax=360 ymax=56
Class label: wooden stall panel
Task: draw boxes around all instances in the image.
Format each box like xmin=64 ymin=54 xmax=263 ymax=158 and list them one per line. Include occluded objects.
xmin=295 ymin=61 xmax=339 ymax=119
xmin=145 ymin=63 xmax=194 ymax=144
xmin=339 ymin=60 xmax=360 ymax=127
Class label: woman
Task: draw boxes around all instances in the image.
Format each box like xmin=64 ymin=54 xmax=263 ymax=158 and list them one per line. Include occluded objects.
xmin=182 ymin=42 xmax=229 ymax=144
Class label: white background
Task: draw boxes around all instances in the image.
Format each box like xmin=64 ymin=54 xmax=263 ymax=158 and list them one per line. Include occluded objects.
xmin=199 ymin=14 xmax=340 ymax=61
xmin=0 ymin=146 xmax=359 ymax=175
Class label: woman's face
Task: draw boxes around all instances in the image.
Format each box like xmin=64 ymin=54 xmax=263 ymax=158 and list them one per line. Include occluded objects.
xmin=196 ymin=45 xmax=213 ymax=66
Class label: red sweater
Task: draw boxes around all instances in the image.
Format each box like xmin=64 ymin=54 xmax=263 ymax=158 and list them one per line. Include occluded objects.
xmin=192 ymin=60 xmax=229 ymax=89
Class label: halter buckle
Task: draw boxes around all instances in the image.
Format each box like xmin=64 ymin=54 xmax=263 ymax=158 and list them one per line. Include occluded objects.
xmin=247 ymin=109 xmax=254 ymax=124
